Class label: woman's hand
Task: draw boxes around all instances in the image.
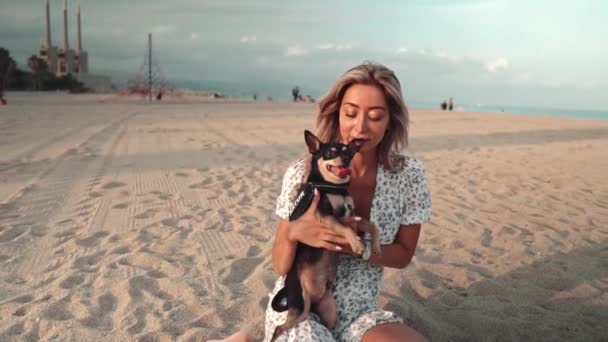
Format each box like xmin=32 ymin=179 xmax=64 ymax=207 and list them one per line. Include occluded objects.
xmin=334 ymin=215 xmax=364 ymax=256
xmin=287 ymin=189 xmax=350 ymax=251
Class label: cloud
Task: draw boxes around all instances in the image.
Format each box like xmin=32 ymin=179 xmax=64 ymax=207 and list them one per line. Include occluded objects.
xmin=317 ymin=43 xmax=335 ymax=50
xmin=312 ymin=43 xmax=353 ymax=53
xmin=393 ymin=48 xmax=509 ymax=75
xmin=150 ymin=25 xmax=175 ymax=35
xmin=240 ymin=35 xmax=257 ymax=43
xmin=484 ymin=57 xmax=509 ymax=72
xmin=285 ymin=45 xmax=308 ymax=57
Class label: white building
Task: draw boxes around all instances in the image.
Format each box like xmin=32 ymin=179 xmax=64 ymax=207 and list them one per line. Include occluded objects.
xmin=37 ymin=0 xmax=111 ymax=92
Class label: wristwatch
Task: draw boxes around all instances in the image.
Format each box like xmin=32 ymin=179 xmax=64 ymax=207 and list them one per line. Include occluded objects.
xmin=361 ymin=239 xmax=372 ymax=261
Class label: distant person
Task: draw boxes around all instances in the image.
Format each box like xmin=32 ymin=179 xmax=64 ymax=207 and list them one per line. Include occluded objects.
xmin=0 ymin=97 xmax=6 ymax=105
xmin=156 ymin=91 xmax=163 ymax=101
xmin=253 ymin=93 xmax=257 ymax=101
xmin=448 ymin=97 xmax=453 ymax=111
xmin=292 ymin=86 xmax=300 ymax=102
xmin=440 ymin=100 xmax=447 ymax=110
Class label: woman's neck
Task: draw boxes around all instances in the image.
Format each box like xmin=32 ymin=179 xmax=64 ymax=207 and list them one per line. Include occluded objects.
xmin=351 ymin=150 xmax=378 ymax=178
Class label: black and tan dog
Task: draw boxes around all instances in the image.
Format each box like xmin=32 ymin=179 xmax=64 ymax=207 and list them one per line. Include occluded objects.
xmin=270 ymin=130 xmax=381 ymax=341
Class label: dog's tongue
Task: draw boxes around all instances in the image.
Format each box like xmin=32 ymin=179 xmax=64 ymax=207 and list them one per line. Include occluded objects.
xmin=336 ymin=166 xmax=351 ymax=178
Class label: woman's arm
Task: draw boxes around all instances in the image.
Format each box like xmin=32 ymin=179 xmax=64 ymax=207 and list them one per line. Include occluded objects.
xmin=271 ymin=190 xmax=350 ymax=275
xmin=368 ymin=224 xmax=421 ymax=269
xmin=271 ymin=219 xmax=297 ymax=275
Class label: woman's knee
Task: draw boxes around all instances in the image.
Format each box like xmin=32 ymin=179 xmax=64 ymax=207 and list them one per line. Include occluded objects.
xmin=362 ymin=322 xmax=428 ymax=342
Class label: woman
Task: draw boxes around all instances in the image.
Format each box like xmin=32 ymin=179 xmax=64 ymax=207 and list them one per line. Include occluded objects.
xmin=214 ymin=62 xmax=431 ymax=342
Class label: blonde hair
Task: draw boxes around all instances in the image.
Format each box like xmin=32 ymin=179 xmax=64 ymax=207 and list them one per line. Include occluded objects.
xmin=315 ymin=62 xmax=409 ymax=171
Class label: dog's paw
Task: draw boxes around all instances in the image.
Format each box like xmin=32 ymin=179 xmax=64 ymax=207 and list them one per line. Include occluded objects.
xmin=372 ymin=242 xmax=382 ymax=256
xmin=351 ymin=240 xmax=365 ymax=255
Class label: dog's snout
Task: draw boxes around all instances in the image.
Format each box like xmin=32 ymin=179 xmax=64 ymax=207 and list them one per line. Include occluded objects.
xmin=341 ymin=155 xmax=352 ymax=166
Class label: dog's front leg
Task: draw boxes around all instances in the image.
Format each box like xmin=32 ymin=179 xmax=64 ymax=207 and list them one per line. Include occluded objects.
xmin=356 ymin=219 xmax=382 ymax=256
xmin=317 ymin=214 xmax=364 ymax=254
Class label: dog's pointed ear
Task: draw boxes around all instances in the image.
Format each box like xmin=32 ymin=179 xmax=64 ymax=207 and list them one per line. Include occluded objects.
xmin=348 ymin=139 xmax=364 ymax=153
xmin=304 ymin=130 xmax=321 ymax=154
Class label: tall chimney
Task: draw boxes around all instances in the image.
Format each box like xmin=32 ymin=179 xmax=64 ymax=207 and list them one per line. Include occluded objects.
xmin=63 ymin=0 xmax=69 ymax=50
xmin=77 ymin=4 xmax=82 ymax=51
xmin=45 ymin=0 xmax=52 ymax=47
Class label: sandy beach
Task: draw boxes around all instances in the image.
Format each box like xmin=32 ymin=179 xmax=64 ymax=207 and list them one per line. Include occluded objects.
xmin=0 ymin=93 xmax=607 ymax=342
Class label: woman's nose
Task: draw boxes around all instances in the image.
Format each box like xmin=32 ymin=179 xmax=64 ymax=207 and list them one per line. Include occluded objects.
xmin=354 ymin=115 xmax=368 ymax=134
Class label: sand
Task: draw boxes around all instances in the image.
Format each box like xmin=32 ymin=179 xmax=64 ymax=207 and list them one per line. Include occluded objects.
xmin=0 ymin=93 xmax=607 ymax=342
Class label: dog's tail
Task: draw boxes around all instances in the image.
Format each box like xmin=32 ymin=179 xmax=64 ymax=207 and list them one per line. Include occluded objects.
xmin=270 ymin=289 xmax=311 ymax=342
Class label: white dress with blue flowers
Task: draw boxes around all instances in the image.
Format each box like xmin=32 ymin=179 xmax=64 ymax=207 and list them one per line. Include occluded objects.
xmin=264 ymin=155 xmax=432 ymax=342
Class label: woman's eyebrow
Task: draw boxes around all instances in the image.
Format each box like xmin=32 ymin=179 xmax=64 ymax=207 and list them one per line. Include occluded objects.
xmin=343 ymin=102 xmax=387 ymax=111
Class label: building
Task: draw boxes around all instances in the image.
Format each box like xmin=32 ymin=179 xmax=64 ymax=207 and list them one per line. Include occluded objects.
xmin=37 ymin=0 xmax=111 ymax=92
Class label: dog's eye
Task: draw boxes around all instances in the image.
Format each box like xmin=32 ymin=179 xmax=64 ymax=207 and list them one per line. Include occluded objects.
xmin=323 ymin=150 xmax=338 ymax=159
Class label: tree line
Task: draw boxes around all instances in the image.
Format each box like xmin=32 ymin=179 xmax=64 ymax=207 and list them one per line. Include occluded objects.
xmin=0 ymin=47 xmax=90 ymax=98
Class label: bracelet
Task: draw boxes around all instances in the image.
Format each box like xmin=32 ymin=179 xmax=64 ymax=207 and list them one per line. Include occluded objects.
xmin=361 ymin=240 xmax=372 ymax=261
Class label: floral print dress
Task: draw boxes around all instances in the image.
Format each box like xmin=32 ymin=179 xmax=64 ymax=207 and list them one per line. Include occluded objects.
xmin=264 ymin=155 xmax=432 ymax=342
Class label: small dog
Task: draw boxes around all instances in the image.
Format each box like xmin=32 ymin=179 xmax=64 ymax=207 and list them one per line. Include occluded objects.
xmin=270 ymin=130 xmax=381 ymax=341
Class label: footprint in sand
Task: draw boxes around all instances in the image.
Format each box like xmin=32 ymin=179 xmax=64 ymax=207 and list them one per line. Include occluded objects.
xmin=146 ymin=270 xmax=167 ymax=279
xmin=13 ymin=306 xmax=27 ymax=316
xmin=2 ymin=322 xmax=24 ymax=336
xmin=53 ymin=229 xmax=78 ymax=246
xmin=128 ymin=275 xmax=170 ymax=302
xmin=72 ymin=250 xmax=106 ymax=273
xmin=7 ymin=294 xmax=34 ymax=304
xmin=221 ymin=246 xmax=264 ymax=285
xmin=134 ymin=209 xmax=158 ymax=219
xmin=89 ymin=191 xmax=103 ymax=198
xmin=480 ymin=229 xmax=493 ymax=248
xmin=59 ymin=273 xmax=85 ymax=289
xmin=42 ymin=298 xmax=73 ymax=321
xmin=112 ymin=202 xmax=130 ymax=209
xmin=76 ymin=231 xmax=110 ymax=247
xmin=417 ymin=268 xmax=443 ymax=289
xmin=102 ymin=181 xmax=126 ymax=189
xmin=189 ymin=177 xmax=213 ymax=189
xmin=111 ymin=245 xmax=130 ymax=254
xmin=127 ymin=307 xmax=148 ymax=335
xmin=175 ymin=172 xmax=189 ymax=177
xmin=80 ymin=292 xmax=117 ymax=329
xmin=238 ymin=224 xmax=269 ymax=242
xmin=55 ymin=218 xmax=73 ymax=226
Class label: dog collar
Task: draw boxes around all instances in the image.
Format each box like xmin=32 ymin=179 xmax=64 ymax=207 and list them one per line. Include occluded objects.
xmin=305 ymin=182 xmax=349 ymax=195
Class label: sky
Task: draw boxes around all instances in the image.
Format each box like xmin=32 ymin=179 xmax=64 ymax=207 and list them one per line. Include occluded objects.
xmin=1 ymin=0 xmax=607 ymax=109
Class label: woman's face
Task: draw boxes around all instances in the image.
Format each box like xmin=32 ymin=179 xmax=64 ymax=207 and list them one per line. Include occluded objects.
xmin=338 ymin=83 xmax=390 ymax=154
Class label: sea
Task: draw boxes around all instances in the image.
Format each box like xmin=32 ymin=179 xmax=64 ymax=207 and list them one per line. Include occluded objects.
xmin=408 ymin=102 xmax=608 ymax=121
xmin=173 ymin=80 xmax=607 ymax=121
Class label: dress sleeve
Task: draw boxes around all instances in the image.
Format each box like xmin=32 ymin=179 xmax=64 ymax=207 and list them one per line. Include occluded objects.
xmin=275 ymin=159 xmax=306 ymax=220
xmin=400 ymin=159 xmax=432 ymax=225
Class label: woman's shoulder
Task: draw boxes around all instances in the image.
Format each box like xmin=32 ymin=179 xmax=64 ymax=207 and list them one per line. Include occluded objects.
xmin=281 ymin=156 xmax=310 ymax=184
xmin=387 ymin=153 xmax=426 ymax=177
xmin=284 ymin=157 xmax=309 ymax=175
